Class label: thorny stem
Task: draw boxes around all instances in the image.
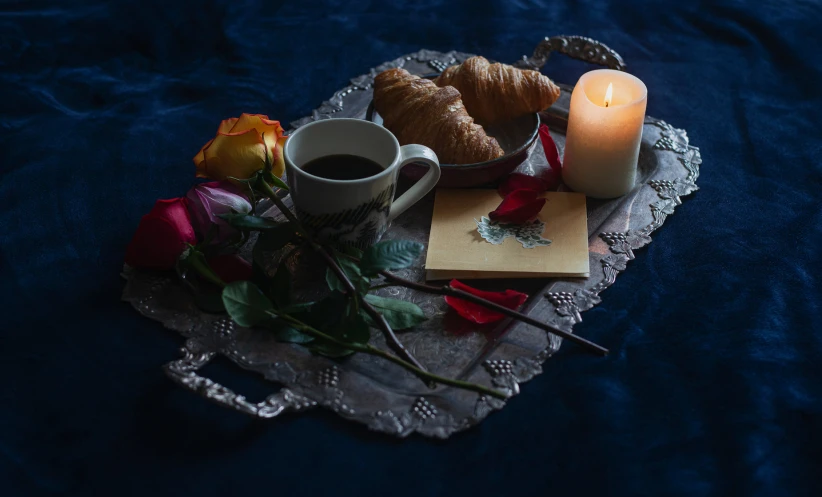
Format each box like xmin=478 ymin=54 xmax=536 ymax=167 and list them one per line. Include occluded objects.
xmin=337 ymin=253 xmax=609 ymax=357
xmin=186 ymin=249 xmax=507 ymax=400
xmin=267 ymin=309 xmax=508 ymax=400
xmin=256 ymin=180 xmax=427 ymax=372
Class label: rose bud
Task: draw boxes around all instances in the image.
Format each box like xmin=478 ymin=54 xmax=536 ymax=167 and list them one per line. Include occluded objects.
xmin=186 ymin=181 xmax=252 ymax=245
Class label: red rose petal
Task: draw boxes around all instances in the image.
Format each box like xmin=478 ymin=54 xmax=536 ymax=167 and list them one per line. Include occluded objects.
xmin=539 ymin=124 xmax=561 ymax=173
xmin=488 ymin=189 xmax=546 ymax=224
xmin=207 ymin=254 xmax=253 ymax=283
xmin=444 ymin=279 xmax=529 ymax=324
xmin=538 ymin=124 xmax=562 ymax=190
xmin=124 ymin=198 xmax=197 ymax=270
xmin=498 ymin=172 xmax=548 ymax=196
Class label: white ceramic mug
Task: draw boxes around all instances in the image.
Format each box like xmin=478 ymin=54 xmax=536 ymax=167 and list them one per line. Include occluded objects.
xmin=284 ymin=118 xmax=441 ymax=247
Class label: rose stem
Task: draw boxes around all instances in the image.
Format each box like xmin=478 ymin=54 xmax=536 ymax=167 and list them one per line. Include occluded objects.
xmin=257 ymin=180 xmax=427 ymax=372
xmin=392 ymin=274 xmax=609 ymax=356
xmin=338 ymin=253 xmax=609 ymax=357
xmin=266 ymin=308 xmax=507 ymax=400
xmin=314 ymin=246 xmax=428 ymax=372
xmin=187 ymin=256 xmax=506 ymax=400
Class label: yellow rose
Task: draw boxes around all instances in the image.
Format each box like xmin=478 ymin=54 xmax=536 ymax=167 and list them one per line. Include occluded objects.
xmin=193 ymin=113 xmax=287 ymax=182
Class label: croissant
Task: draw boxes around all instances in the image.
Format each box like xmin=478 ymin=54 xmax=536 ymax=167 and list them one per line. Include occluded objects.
xmin=373 ymin=68 xmax=504 ymax=165
xmin=434 ymin=56 xmax=561 ymax=124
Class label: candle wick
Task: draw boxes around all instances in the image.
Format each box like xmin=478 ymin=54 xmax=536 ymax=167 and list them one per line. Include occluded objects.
xmin=605 ymin=102 xmax=609 ymax=108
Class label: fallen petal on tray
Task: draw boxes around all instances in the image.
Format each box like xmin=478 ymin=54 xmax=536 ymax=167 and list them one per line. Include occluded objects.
xmin=444 ymin=279 xmax=529 ymax=324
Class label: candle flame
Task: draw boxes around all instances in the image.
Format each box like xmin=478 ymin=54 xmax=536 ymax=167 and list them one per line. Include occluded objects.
xmin=604 ymin=82 xmax=613 ymax=108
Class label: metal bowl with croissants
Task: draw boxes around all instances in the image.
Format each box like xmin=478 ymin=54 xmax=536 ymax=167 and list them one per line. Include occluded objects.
xmin=367 ymin=56 xmax=560 ymax=188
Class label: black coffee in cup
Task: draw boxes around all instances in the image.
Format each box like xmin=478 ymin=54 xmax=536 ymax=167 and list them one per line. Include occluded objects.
xmin=302 ymin=154 xmax=384 ymax=181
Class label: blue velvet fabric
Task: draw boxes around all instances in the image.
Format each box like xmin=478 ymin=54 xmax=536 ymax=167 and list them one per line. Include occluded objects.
xmin=2 ymin=0 xmax=822 ymax=495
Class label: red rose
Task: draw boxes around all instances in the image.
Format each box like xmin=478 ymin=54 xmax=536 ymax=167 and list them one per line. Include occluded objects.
xmin=489 ymin=189 xmax=546 ymax=224
xmin=125 ymin=198 xmax=197 ymax=270
xmin=444 ymin=279 xmax=529 ymax=324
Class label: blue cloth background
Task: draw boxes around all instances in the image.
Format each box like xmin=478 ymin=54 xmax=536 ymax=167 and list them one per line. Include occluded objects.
xmin=2 ymin=0 xmax=822 ymax=495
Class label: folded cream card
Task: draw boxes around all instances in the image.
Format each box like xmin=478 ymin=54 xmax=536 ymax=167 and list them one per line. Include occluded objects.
xmin=425 ymin=189 xmax=589 ymax=280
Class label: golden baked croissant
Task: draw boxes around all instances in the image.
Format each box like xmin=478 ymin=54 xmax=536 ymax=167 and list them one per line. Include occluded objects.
xmin=434 ymin=56 xmax=560 ymax=124
xmin=373 ymin=68 xmax=504 ymax=165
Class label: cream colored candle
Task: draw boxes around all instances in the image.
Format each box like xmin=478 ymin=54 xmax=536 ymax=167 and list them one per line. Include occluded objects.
xmin=562 ymin=69 xmax=647 ymax=199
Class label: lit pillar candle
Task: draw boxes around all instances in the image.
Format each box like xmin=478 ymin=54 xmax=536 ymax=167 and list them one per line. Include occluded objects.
xmin=562 ymin=69 xmax=647 ymax=199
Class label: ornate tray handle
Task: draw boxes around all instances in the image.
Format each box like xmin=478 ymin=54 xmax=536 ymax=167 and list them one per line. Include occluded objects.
xmin=164 ymin=342 xmax=317 ymax=418
xmin=515 ymin=35 xmax=627 ymax=71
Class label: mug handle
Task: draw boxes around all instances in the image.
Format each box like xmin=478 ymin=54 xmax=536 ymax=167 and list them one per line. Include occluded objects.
xmin=388 ymin=144 xmax=441 ymax=222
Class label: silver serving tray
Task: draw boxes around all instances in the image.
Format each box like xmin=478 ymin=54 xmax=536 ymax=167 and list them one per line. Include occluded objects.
xmin=122 ymin=36 xmax=701 ymax=438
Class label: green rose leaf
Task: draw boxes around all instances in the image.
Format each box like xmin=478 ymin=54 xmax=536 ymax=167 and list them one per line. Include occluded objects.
xmin=280 ymin=302 xmax=314 ymax=314
xmin=325 ymin=256 xmax=370 ymax=294
xmin=262 ymin=168 xmax=289 ymax=191
xmin=359 ymin=240 xmax=424 ymax=276
xmin=336 ymin=312 xmax=371 ymax=344
xmin=311 ymin=295 xmax=370 ymax=344
xmin=301 ymin=293 xmax=348 ymax=330
xmin=269 ymin=175 xmax=289 ymax=191
xmin=303 ymin=294 xmax=370 ymax=358
xmin=362 ymin=294 xmax=427 ymax=330
xmin=220 ymin=213 xmax=284 ymax=231
xmin=268 ymin=301 xmax=314 ymax=344
xmin=334 ymin=245 xmax=364 ymax=259
xmin=222 ymin=281 xmax=275 ymax=327
xmin=310 ymin=309 xmax=369 ymax=358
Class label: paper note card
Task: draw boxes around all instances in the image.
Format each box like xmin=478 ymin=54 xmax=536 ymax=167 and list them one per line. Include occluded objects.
xmin=425 ymin=189 xmax=589 ymax=280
